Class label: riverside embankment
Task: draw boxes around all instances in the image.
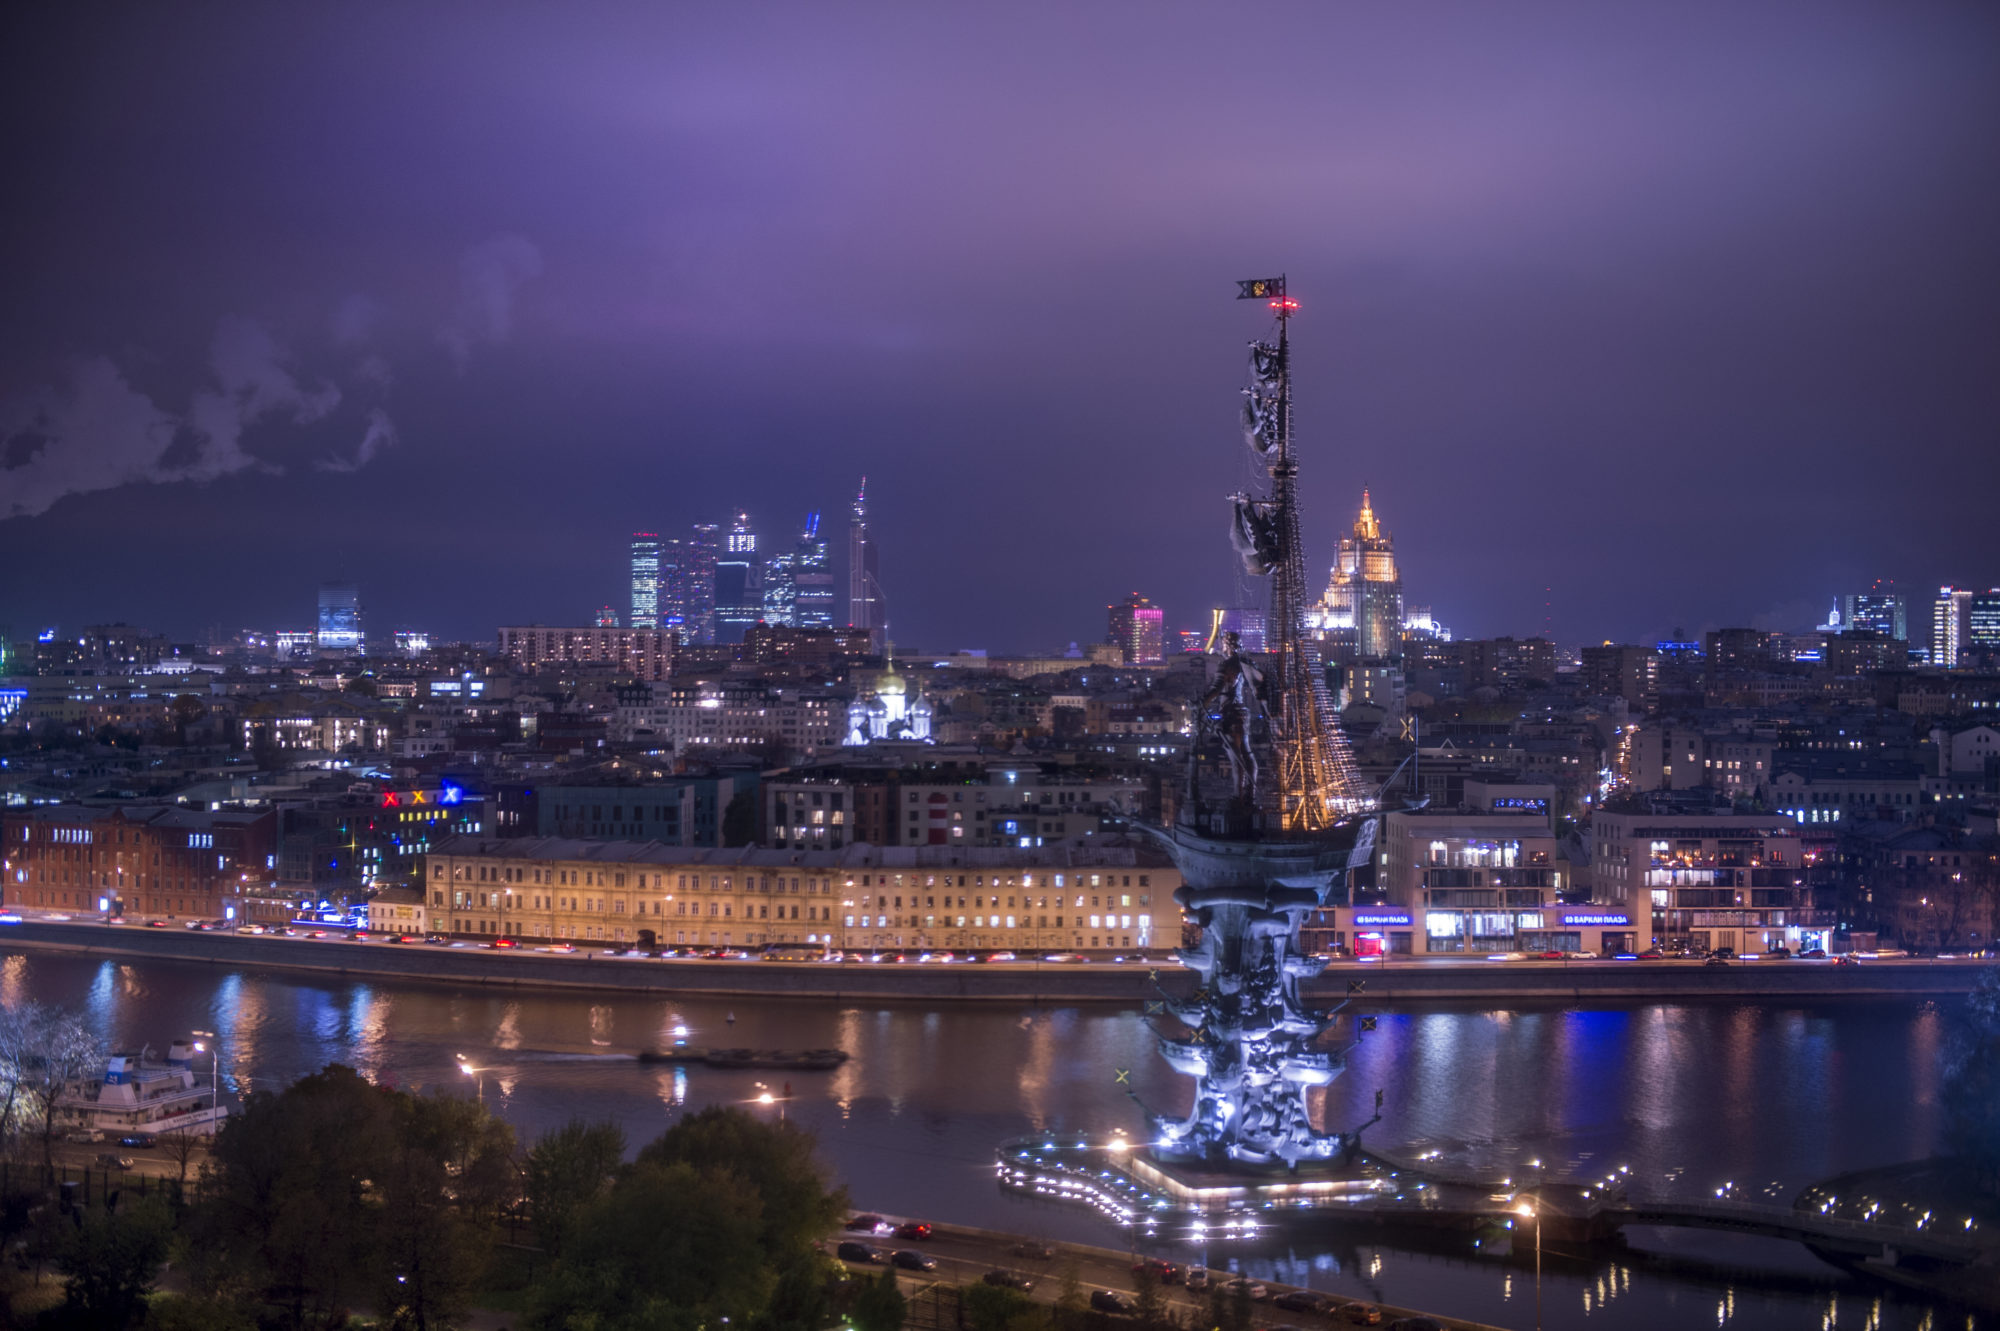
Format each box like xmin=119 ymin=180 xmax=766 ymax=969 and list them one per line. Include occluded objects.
xmin=3 ymin=919 xmax=1991 ymax=1003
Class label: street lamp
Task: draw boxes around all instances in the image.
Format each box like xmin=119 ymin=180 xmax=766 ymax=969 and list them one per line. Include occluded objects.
xmin=191 ymin=1030 xmax=221 ymax=1126
xmin=1515 ymin=1200 xmax=1541 ymax=1331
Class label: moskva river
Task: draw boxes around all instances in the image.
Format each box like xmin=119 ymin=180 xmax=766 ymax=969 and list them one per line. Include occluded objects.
xmin=5 ymin=950 xmax=1984 ymax=1331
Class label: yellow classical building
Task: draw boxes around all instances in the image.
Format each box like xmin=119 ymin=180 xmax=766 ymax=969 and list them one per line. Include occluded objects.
xmin=421 ymin=835 xmax=1181 ymax=954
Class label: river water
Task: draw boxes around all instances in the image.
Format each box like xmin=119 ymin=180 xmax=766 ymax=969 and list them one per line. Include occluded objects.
xmin=3 ymin=949 xmax=1986 ymax=1331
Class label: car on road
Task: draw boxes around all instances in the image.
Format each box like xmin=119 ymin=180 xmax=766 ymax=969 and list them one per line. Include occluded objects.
xmin=835 ymin=1241 xmax=884 ymax=1264
xmin=846 ymin=1213 xmax=885 ymax=1231
xmin=1801 ymin=948 xmax=1827 ymax=958
xmin=117 ymin=1134 xmax=154 ymax=1148
xmin=65 ymin=1130 xmax=105 ymax=1144
xmin=1635 ymin=949 xmax=1665 ymax=960
xmin=1184 ymin=1268 xmax=1212 ymax=1291
xmin=490 ymin=937 xmax=518 ymax=949
xmin=1131 ymin=1258 xmax=1182 ymax=1284
xmin=1223 ymin=1279 xmax=1268 ymax=1301
xmin=94 ymin=1153 xmax=134 ymax=1170
xmin=1272 ymin=1290 xmax=1333 ymax=1314
xmin=1765 ymin=945 xmax=1793 ymax=959
xmin=1336 ymin=1305 xmax=1383 ymax=1325
xmin=424 ymin=934 xmax=448 ymax=944
xmin=147 ymin=920 xmax=170 ymax=929
xmin=891 ymin=1250 xmax=936 ymax=1271
xmin=1089 ymin=1291 xmax=1136 ymax=1315
xmin=981 ymin=951 xmax=1018 ymax=963
xmin=1834 ymin=954 xmax=1860 ymax=967
xmin=1011 ymin=1241 xmax=1055 ymax=1260
xmin=1387 ymin=1318 xmax=1444 ymax=1331
xmin=982 ymin=1270 xmax=1034 ymax=1292
xmin=894 ymin=1221 xmax=933 ymax=1241
xmin=1704 ymin=955 xmax=1730 ymax=967
xmin=1713 ymin=946 xmax=1736 ymax=960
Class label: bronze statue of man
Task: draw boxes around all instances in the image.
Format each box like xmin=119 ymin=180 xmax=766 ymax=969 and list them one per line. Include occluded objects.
xmin=1200 ymin=631 xmax=1263 ymax=800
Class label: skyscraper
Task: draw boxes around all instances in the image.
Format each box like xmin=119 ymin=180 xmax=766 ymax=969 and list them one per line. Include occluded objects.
xmin=1933 ymin=586 xmax=1973 ymax=667
xmin=714 ymin=512 xmax=763 ymax=644
xmin=684 ymin=522 xmax=719 ymax=644
xmin=1969 ymin=589 xmax=2000 ymax=658
xmin=792 ymin=511 xmax=834 ymax=629
xmin=847 ymin=478 xmax=882 ymax=647
xmin=629 ymin=533 xmax=661 ymax=629
xmin=1107 ymin=595 xmax=1166 ymax=665
xmin=1842 ymin=581 xmax=1907 ymax=641
xmin=316 ymin=582 xmax=363 ymax=654
xmin=1320 ymin=489 xmax=1404 ymax=661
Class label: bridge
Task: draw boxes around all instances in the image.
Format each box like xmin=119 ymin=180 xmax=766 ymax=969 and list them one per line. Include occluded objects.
xmin=1593 ymin=1199 xmax=1984 ymax=1267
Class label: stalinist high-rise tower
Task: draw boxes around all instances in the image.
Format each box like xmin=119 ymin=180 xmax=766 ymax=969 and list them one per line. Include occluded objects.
xmin=1321 ymin=489 xmax=1404 ymax=661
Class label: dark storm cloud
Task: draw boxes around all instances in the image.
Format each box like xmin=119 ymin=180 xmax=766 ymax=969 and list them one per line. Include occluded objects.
xmin=0 ymin=2 xmax=1995 ymax=646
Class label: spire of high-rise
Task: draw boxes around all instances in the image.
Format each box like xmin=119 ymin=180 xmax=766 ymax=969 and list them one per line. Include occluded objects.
xmin=847 ymin=476 xmax=882 ymax=645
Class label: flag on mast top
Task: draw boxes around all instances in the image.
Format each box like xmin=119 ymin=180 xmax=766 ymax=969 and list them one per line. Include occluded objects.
xmin=1235 ymin=277 xmax=1285 ymax=300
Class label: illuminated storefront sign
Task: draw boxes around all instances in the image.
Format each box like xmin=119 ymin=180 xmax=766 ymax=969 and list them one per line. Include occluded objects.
xmin=1352 ymin=910 xmax=1413 ymax=928
xmin=1560 ymin=912 xmax=1630 ymax=927
xmin=381 ymin=784 xmax=465 ymax=809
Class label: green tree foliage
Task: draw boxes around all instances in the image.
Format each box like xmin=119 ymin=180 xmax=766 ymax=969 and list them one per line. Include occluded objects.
xmin=849 ymin=1265 xmax=907 ymax=1331
xmin=376 ymin=1088 xmax=519 ymax=1330
xmin=1942 ymin=965 xmax=2000 ymax=1194
xmin=191 ymin=1063 xmax=515 ymax=1331
xmin=529 ymin=1107 xmax=848 ymax=1331
xmin=965 ymin=1281 xmax=1038 ymax=1331
xmin=48 ymin=1194 xmax=174 ymax=1330
xmin=525 ymin=1118 xmax=626 ymax=1255
xmin=1132 ymin=1265 xmax=1163 ymax=1326
xmin=527 ymin=1160 xmax=770 ymax=1331
xmin=635 ymin=1105 xmax=847 ymax=1259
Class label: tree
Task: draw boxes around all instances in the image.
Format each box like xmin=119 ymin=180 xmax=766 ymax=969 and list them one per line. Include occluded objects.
xmin=157 ymin=1128 xmax=205 ymax=1192
xmin=966 ymin=1281 xmax=1037 ymax=1331
xmin=1132 ymin=1264 xmax=1164 ymax=1327
xmin=527 ymin=1160 xmax=770 ymax=1331
xmin=374 ymin=1089 xmax=518 ymax=1331
xmin=850 ymin=1265 xmax=906 ymax=1331
xmin=635 ymin=1105 xmax=846 ymax=1262
xmin=0 ymin=1003 xmax=101 ymax=1168
xmin=49 ymin=1194 xmax=174 ymax=1330
xmin=1942 ymin=965 xmax=2000 ymax=1195
xmin=524 ymin=1116 xmax=625 ymax=1255
xmin=192 ymin=1064 xmax=396 ymax=1330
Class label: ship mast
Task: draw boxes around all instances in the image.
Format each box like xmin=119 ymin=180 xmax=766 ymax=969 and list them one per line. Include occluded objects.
xmin=1236 ymin=277 xmax=1365 ymax=829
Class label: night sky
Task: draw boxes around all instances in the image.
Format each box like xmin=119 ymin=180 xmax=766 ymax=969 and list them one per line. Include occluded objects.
xmin=3 ymin=3 xmax=1997 ymax=652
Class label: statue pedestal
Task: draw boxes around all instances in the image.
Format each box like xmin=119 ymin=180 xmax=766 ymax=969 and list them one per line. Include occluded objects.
xmin=1131 ymin=1150 xmax=1384 ymax=1214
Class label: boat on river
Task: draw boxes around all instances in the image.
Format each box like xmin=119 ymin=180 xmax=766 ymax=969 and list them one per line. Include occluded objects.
xmin=55 ymin=1040 xmax=229 ymax=1139
xmin=635 ymin=1046 xmax=849 ymax=1071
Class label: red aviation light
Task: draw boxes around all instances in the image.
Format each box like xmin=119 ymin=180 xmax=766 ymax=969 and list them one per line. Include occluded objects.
xmin=1271 ymin=298 xmax=1299 ymax=312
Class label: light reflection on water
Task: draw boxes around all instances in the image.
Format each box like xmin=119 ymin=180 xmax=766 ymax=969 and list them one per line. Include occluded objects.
xmin=3 ymin=949 xmax=1980 ymax=1331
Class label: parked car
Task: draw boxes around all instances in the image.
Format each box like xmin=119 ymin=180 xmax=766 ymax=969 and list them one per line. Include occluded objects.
xmin=65 ymin=1130 xmax=105 ymax=1144
xmin=982 ymin=1270 xmax=1034 ymax=1292
xmin=117 ymin=1134 xmax=155 ymax=1148
xmin=1713 ymin=946 xmax=1736 ymax=960
xmin=891 ymin=1250 xmax=936 ymax=1271
xmin=1272 ymin=1290 xmax=1333 ymax=1314
xmin=894 ymin=1221 xmax=933 ymax=1241
xmin=94 ymin=1153 xmax=134 ymax=1170
xmin=835 ymin=1241 xmax=884 ymax=1264
xmin=1704 ymin=955 xmax=1731 ymax=967
xmin=1223 ymin=1279 xmax=1268 ymax=1301
xmin=1765 ymin=945 xmax=1793 ymax=959
xmin=1089 ymin=1291 xmax=1137 ymax=1315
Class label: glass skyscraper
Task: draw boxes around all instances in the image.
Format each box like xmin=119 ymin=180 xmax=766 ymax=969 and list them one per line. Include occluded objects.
xmin=629 ymin=533 xmax=661 ymax=629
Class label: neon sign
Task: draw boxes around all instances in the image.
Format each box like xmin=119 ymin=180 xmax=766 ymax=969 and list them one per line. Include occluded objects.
xmin=1352 ymin=910 xmax=1413 ymax=928
xmin=381 ymin=785 xmax=466 ymax=809
xmin=1560 ymin=912 xmax=1630 ymax=927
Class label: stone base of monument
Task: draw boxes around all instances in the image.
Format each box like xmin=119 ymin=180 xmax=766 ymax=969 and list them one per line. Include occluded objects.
xmin=1130 ymin=1150 xmax=1388 ymax=1213
xmin=996 ymin=1134 xmax=1396 ymax=1243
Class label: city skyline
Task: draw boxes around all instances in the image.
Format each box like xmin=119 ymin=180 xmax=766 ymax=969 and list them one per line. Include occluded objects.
xmin=2 ymin=4 xmax=1997 ymax=652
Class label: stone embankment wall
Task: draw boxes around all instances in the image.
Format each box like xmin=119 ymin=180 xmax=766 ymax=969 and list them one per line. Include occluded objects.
xmin=2 ymin=922 xmax=1990 ymax=1003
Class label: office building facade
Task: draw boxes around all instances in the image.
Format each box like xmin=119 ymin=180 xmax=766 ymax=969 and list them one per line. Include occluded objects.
xmin=629 ymin=533 xmax=662 ymax=629
xmin=316 ymin=583 xmax=363 ymax=654
xmin=1107 ymin=595 xmax=1165 ymax=665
